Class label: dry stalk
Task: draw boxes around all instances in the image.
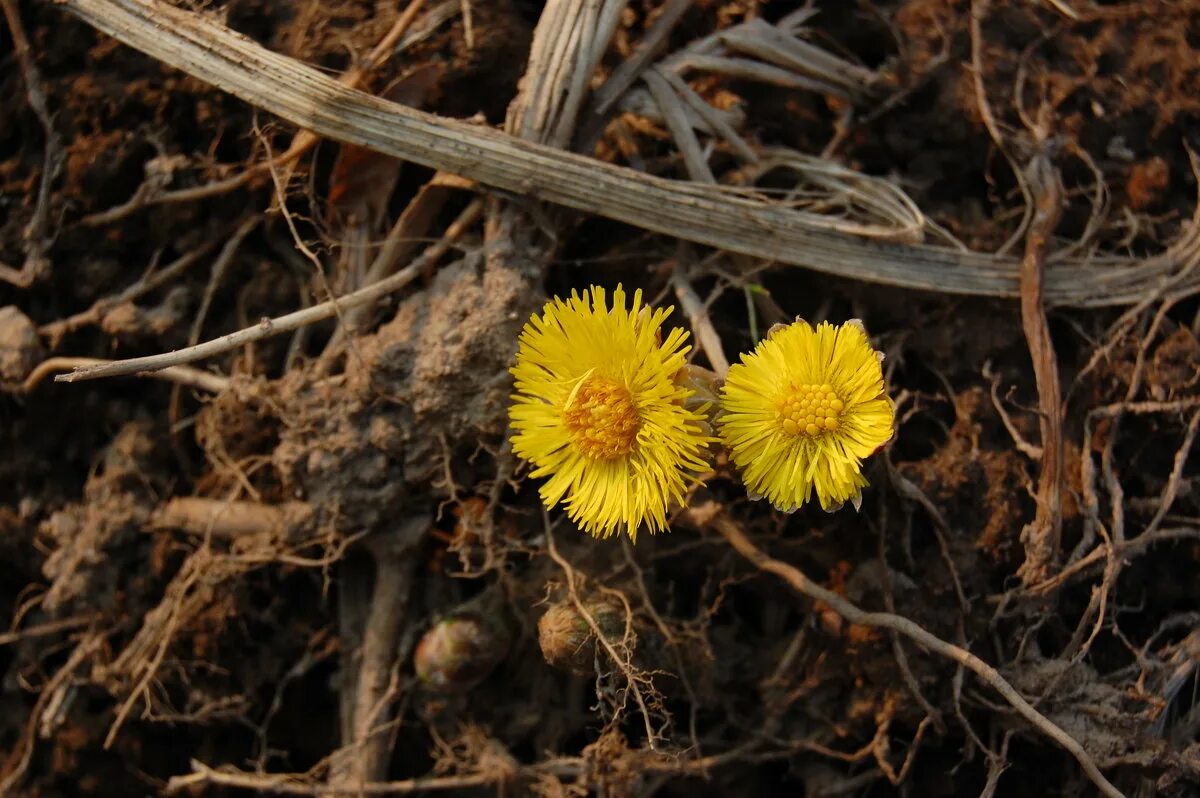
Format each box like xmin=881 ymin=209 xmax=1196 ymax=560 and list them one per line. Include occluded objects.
xmin=24 ymin=357 xmax=229 ymax=393
xmin=656 ymin=67 xmax=757 ymax=163
xmin=644 ymin=68 xmax=715 ymax=183
xmin=703 ymin=507 xmax=1123 ymax=798
xmin=339 ymin=174 xmax=467 ymax=333
xmin=1015 ymin=153 xmax=1065 ymax=587
xmin=152 ymin=497 xmax=314 ymax=540
xmin=588 ymin=0 xmax=692 ymax=118
xmin=1029 ymin=398 xmax=1200 ymax=594
xmin=55 ymin=0 xmax=1200 ymax=306
xmin=713 ymin=17 xmax=877 ymax=98
xmin=670 ymin=246 xmax=729 ymax=375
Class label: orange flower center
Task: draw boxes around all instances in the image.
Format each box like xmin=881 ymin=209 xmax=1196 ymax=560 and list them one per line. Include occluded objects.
xmin=775 ymin=382 xmax=844 ymax=437
xmin=564 ymin=375 xmax=641 ymax=459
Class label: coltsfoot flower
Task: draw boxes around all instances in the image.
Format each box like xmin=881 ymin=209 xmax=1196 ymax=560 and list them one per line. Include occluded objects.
xmin=718 ymin=319 xmax=894 ymax=512
xmin=509 ymin=285 xmax=713 ymax=539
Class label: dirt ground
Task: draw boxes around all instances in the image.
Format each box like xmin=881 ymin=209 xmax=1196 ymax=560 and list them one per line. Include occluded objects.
xmin=2 ymin=0 xmax=1200 ymax=796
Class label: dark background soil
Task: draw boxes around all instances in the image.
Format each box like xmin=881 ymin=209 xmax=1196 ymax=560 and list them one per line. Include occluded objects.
xmin=2 ymin=1 xmax=1199 ymax=796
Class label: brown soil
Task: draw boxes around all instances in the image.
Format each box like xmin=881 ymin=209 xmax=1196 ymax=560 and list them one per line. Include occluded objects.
xmin=2 ymin=1 xmax=1199 ymax=796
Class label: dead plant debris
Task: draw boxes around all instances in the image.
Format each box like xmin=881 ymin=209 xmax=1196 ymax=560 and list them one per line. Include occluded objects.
xmin=2 ymin=1 xmax=1199 ymax=796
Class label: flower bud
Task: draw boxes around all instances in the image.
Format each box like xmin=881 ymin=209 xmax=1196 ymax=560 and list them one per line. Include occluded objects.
xmin=538 ymin=599 xmax=624 ymax=676
xmin=414 ymin=610 xmax=511 ymax=692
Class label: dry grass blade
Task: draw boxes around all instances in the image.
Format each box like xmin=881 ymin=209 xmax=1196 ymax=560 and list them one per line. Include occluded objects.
xmin=715 ymin=17 xmax=877 ymax=98
xmin=56 ymin=0 xmax=1200 ymax=307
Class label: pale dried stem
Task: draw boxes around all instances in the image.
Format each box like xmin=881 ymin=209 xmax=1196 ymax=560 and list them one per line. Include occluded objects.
xmin=55 ymin=0 xmax=1200 ymax=305
xmin=338 ymin=174 xmax=466 ymax=335
xmin=983 ymin=360 xmax=1044 ymax=460
xmin=656 ymin=67 xmax=757 ymax=163
xmin=644 ymin=69 xmax=715 ymax=183
xmin=1015 ymin=154 xmax=1065 ymax=587
xmin=25 ymin=357 xmax=229 ymax=393
xmin=716 ymin=18 xmax=876 ymax=98
xmin=969 ymin=0 xmax=1034 ymax=258
xmin=0 ymin=615 xmax=98 ymax=646
xmin=187 ymin=215 xmax=262 ymax=347
xmin=670 ymin=248 xmax=729 ymax=375
xmin=1042 ymin=0 xmax=1079 ymax=19
xmin=152 ymin=497 xmax=313 ymax=540
xmin=591 ymin=0 xmax=692 ymax=117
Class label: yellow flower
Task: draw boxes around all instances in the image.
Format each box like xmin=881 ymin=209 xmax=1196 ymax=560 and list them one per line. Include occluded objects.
xmin=718 ymin=320 xmax=894 ymax=512
xmin=509 ymin=285 xmax=713 ymax=539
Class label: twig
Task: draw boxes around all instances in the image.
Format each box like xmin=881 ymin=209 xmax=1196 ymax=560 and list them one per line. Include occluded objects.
xmin=327 ymin=173 xmax=474 ymax=355
xmin=81 ymin=168 xmax=265 ymax=227
xmin=53 ymin=199 xmax=483 ymax=383
xmin=619 ymin=539 xmax=704 ymax=755
xmin=657 ymin=67 xmax=757 ymax=164
xmin=1141 ymin=408 xmax=1200 ymax=540
xmin=716 ymin=18 xmax=876 ymax=98
xmin=55 ymin=0 xmax=1200 ymax=306
xmin=706 ymin=508 xmax=1123 ymax=798
xmin=873 ymin=499 xmax=945 ymax=731
xmin=969 ymin=0 xmax=1034 ymax=258
xmin=1015 ymin=153 xmax=1065 ymax=587
xmin=1028 ymin=523 xmax=1200 ymax=596
xmin=25 ymin=357 xmax=229 ymax=393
